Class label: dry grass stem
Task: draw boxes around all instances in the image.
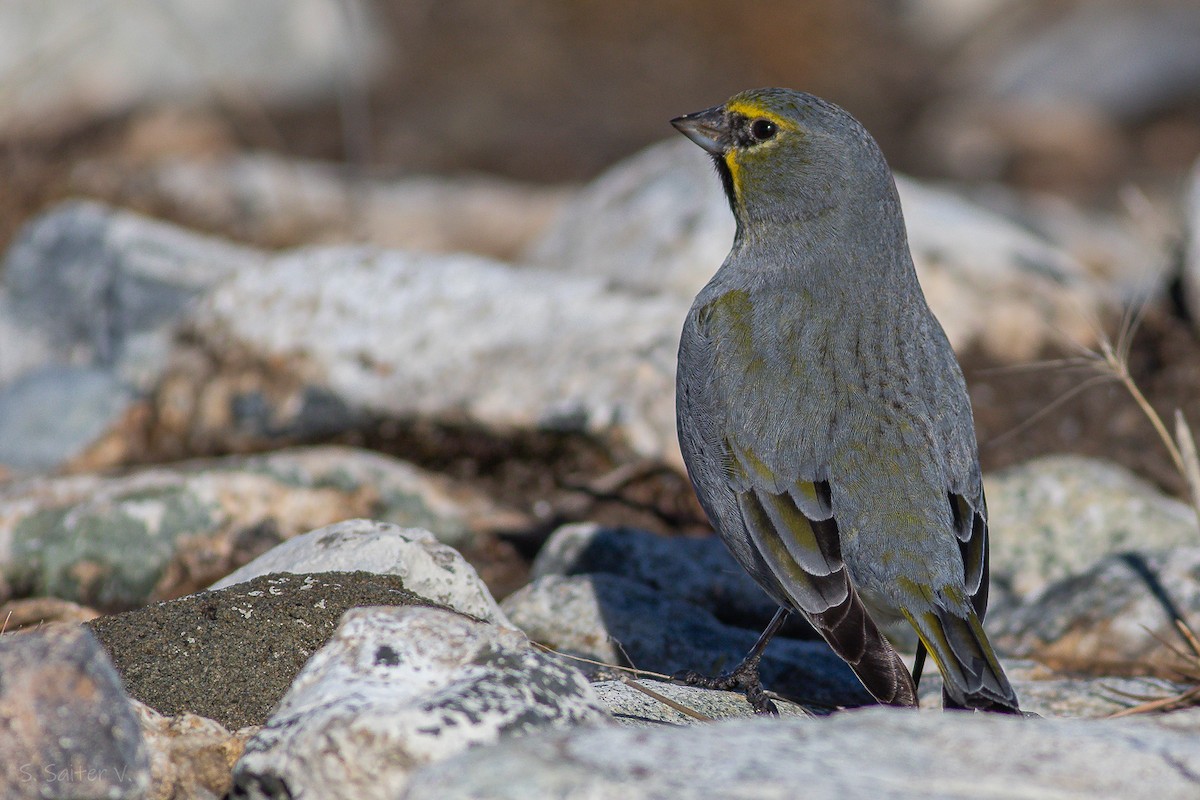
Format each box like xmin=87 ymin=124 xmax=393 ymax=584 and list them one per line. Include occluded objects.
xmin=616 ymin=675 xmax=714 ymax=721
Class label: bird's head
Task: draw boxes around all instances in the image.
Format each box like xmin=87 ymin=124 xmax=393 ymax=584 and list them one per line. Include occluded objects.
xmin=672 ymin=88 xmax=896 ymax=235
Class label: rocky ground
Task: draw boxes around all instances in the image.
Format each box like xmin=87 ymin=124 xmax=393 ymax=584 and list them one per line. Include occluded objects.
xmin=3 ymin=2 xmax=1200 ymax=799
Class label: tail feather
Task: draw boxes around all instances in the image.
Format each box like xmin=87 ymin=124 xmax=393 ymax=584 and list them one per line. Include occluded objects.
xmin=910 ymin=607 xmax=1020 ymax=713
xmin=809 ymin=588 xmax=918 ymax=707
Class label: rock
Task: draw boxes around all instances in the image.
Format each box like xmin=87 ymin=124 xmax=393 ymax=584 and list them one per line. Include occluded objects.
xmin=977 ymin=2 xmax=1200 ymax=123
xmin=985 ymin=455 xmax=1199 ymax=601
xmin=0 ymin=366 xmax=135 ymax=471
xmin=593 ymin=679 xmax=810 ymax=726
xmin=0 ymin=597 xmax=100 ymax=632
xmin=402 ymin=706 xmax=1200 ymax=800
xmin=963 ymin=184 xmax=1170 ymax=302
xmin=133 ymin=700 xmax=255 ymax=800
xmin=531 ymin=522 xmax=790 ymax=635
xmin=72 ymin=154 xmax=571 ymax=258
xmin=500 ymin=572 xmax=872 ymax=710
xmin=88 ymin=571 xmax=442 ymax=730
xmin=0 ymin=200 xmax=265 ymax=471
xmin=0 ymin=624 xmax=150 ymax=800
xmin=212 ymin=519 xmax=511 ymax=627
xmin=918 ymin=658 xmax=1192 ymax=720
xmin=0 ymin=446 xmax=512 ymax=609
xmin=994 ymin=546 xmax=1200 ymax=676
xmin=168 ymin=245 xmax=685 ymax=466
xmin=231 ymin=605 xmax=609 ymax=800
xmin=916 ymin=2 xmax=1200 ymax=185
xmin=524 ymin=139 xmax=735 ymax=297
xmin=527 ymin=137 xmax=1110 ymax=362
xmin=0 ymin=1 xmax=383 ymax=139
xmin=1 ymin=201 xmax=261 ymax=367
xmin=892 ymin=174 xmax=1111 ymax=360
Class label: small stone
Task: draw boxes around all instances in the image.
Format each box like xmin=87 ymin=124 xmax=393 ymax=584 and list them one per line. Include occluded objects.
xmin=72 ymin=154 xmax=570 ymax=258
xmin=593 ymin=679 xmax=810 ymax=727
xmin=133 ymin=700 xmax=256 ymax=800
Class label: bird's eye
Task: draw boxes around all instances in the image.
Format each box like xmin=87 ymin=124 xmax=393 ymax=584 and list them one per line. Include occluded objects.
xmin=749 ymin=118 xmax=777 ymax=142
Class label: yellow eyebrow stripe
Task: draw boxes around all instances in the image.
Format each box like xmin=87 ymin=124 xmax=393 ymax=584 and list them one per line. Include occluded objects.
xmin=723 ymin=101 xmax=796 ymax=131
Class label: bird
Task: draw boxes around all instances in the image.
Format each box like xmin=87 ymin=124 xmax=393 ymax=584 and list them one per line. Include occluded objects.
xmin=670 ymin=87 xmax=1020 ymax=714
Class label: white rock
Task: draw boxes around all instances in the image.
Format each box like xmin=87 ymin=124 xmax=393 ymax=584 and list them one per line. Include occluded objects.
xmin=527 ymin=137 xmax=1111 ymax=362
xmin=212 ymin=519 xmax=512 ymax=627
xmin=403 ymin=707 xmax=1200 ymax=799
xmin=985 ymin=455 xmax=1199 ymax=600
xmin=232 ymin=606 xmax=609 ymax=800
xmin=187 ymin=246 xmax=686 ymax=466
xmin=0 ymin=0 xmax=383 ymax=138
xmin=525 ymin=139 xmax=734 ymax=298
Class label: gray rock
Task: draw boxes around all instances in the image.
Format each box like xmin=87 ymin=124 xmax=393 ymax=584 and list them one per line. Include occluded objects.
xmin=174 ymin=245 xmax=686 ymax=466
xmin=0 ymin=446 xmax=513 ymax=609
xmin=916 ymin=2 xmax=1200 ymax=184
xmin=501 ymin=573 xmax=872 ymax=710
xmin=0 ymin=366 xmax=132 ymax=470
xmin=1 ymin=200 xmax=262 ymax=373
xmin=402 ymin=706 xmax=1200 ymax=800
xmin=232 ymin=605 xmax=610 ymax=800
xmin=212 ymin=520 xmax=512 ymax=627
xmin=994 ymin=546 xmax=1200 ymax=676
xmin=980 ymin=2 xmax=1200 ymax=122
xmin=525 ymin=137 xmax=1109 ymax=362
xmin=0 ymin=1 xmax=383 ymax=138
xmin=0 ymin=624 xmax=150 ymax=800
xmin=0 ymin=200 xmax=266 ymax=472
xmin=593 ymin=679 xmax=810 ymax=727
xmin=986 ymin=455 xmax=1199 ymax=600
xmin=918 ymin=658 xmax=1193 ymax=720
xmin=531 ymin=522 xmax=781 ymax=634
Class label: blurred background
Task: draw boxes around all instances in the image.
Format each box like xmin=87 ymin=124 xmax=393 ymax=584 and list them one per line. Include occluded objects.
xmin=2 ymin=0 xmax=1200 ymax=528
xmin=3 ymin=0 xmax=1198 ymax=238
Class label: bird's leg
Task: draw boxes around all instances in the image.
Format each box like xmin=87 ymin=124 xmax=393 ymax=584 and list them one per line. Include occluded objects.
xmin=674 ymin=606 xmax=789 ymax=715
xmin=912 ymin=641 xmax=928 ymax=690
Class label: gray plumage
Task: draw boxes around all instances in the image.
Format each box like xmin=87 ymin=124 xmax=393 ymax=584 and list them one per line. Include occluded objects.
xmin=673 ymin=88 xmax=1019 ymax=711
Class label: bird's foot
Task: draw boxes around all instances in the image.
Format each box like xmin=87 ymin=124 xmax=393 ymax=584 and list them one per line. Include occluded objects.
xmin=674 ymin=653 xmax=778 ymax=715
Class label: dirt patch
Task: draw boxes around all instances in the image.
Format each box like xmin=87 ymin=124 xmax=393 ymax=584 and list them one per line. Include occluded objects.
xmin=87 ymin=571 xmax=451 ymax=730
